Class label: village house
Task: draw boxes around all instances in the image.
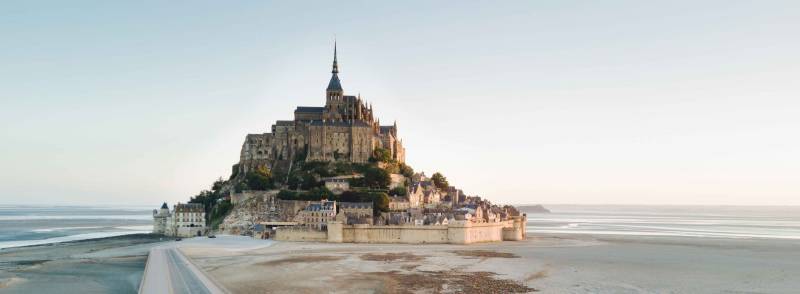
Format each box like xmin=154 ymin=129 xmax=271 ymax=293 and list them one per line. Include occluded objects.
xmin=388 ymin=196 xmax=411 ymax=211
xmin=296 ymin=199 xmax=337 ymax=229
xmin=338 ymin=202 xmax=373 ymax=225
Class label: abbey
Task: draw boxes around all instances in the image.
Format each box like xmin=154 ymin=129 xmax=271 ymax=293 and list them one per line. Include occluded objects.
xmin=237 ymin=43 xmax=405 ymax=175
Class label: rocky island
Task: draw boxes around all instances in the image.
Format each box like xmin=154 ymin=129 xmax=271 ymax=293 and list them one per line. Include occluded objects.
xmin=154 ymin=43 xmax=527 ymax=245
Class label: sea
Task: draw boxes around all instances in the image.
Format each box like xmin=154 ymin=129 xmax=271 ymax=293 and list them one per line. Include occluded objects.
xmin=523 ymin=204 xmax=800 ymax=240
xmin=2 ymin=205 xmax=800 ymax=250
xmin=0 ymin=205 xmax=154 ymax=250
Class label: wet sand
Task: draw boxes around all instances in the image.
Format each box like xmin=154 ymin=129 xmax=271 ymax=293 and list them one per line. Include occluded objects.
xmin=0 ymin=234 xmax=166 ymax=294
xmin=182 ymin=235 xmax=800 ymax=293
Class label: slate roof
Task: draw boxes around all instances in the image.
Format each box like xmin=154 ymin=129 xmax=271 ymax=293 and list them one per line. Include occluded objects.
xmin=339 ymin=202 xmax=373 ymax=209
xmin=379 ymin=126 xmax=395 ymax=133
xmin=306 ymin=202 xmax=336 ymax=211
xmin=295 ymin=106 xmax=325 ymax=113
xmin=309 ymin=120 xmax=371 ymax=127
xmin=327 ymin=74 xmax=342 ymax=91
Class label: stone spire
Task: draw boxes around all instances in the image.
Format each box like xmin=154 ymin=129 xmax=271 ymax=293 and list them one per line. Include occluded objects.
xmin=326 ymin=40 xmax=343 ymax=98
xmin=332 ymin=40 xmax=339 ymax=74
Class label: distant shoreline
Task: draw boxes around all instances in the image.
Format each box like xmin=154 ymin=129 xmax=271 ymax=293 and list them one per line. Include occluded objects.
xmin=1 ymin=233 xmax=161 ymax=251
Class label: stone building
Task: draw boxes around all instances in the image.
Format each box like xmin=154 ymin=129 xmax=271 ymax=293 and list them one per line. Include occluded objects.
xmin=296 ymin=199 xmax=337 ymax=229
xmin=237 ymin=42 xmax=405 ymax=175
xmin=338 ymin=202 xmax=373 ymax=225
xmin=388 ymin=197 xmax=411 ymax=211
xmin=321 ymin=176 xmax=356 ymax=195
xmin=152 ymin=202 xmax=170 ymax=235
xmin=152 ymin=202 xmax=206 ymax=237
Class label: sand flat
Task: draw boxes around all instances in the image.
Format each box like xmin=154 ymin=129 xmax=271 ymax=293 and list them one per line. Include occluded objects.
xmin=181 ymin=235 xmax=800 ymax=293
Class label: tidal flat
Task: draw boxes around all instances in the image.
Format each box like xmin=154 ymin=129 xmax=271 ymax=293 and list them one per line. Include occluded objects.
xmin=0 ymin=234 xmax=166 ymax=294
xmin=182 ymin=235 xmax=800 ymax=293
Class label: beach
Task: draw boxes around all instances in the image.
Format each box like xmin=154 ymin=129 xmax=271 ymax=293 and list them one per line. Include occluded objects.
xmin=179 ymin=234 xmax=800 ymax=293
xmin=2 ymin=205 xmax=799 ymax=293
xmin=0 ymin=234 xmax=166 ymax=293
xmin=2 ymin=232 xmax=799 ymax=293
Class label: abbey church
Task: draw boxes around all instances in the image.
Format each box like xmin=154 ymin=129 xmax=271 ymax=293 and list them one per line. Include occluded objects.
xmin=237 ymin=43 xmax=405 ymax=174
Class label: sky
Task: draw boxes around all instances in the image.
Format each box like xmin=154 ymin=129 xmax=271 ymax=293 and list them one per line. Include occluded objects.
xmin=1 ymin=1 xmax=799 ymax=206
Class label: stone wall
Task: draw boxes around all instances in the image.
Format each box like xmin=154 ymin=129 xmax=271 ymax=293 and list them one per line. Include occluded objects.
xmin=274 ymin=226 xmax=328 ymax=242
xmin=275 ymin=215 xmax=527 ymax=245
xmin=342 ymin=224 xmax=451 ymax=244
xmin=175 ymin=227 xmax=205 ymax=238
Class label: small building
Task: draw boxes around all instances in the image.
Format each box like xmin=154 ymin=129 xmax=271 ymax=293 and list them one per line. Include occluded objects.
xmin=324 ymin=178 xmax=350 ymax=194
xmin=388 ymin=197 xmax=410 ymax=211
xmin=338 ymin=202 xmax=373 ymax=225
xmin=321 ymin=175 xmax=361 ymax=195
xmin=152 ymin=202 xmax=206 ymax=237
xmin=297 ymin=200 xmax=337 ymax=229
xmin=171 ymin=203 xmax=206 ymax=237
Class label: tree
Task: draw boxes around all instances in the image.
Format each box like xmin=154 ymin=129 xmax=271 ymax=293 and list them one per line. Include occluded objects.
xmin=398 ymin=163 xmax=414 ymax=178
xmin=372 ymin=192 xmax=390 ymax=214
xmin=209 ymin=200 xmax=232 ymax=229
xmin=234 ymin=182 xmax=248 ymax=193
xmin=301 ymin=187 xmax=333 ymax=201
xmin=300 ymin=173 xmax=320 ymax=190
xmin=364 ymin=167 xmax=391 ymax=189
xmin=212 ymin=177 xmax=226 ymax=192
xmin=389 ymin=186 xmax=407 ymax=197
xmin=431 ymin=172 xmax=449 ymax=191
xmin=277 ymin=190 xmax=299 ymax=200
xmin=246 ymin=166 xmax=273 ymax=190
xmin=338 ymin=190 xmax=363 ymax=203
xmin=369 ymin=148 xmax=392 ymax=163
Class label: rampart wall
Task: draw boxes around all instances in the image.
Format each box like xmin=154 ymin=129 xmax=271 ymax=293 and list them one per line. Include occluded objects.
xmin=275 ymin=215 xmax=527 ymax=245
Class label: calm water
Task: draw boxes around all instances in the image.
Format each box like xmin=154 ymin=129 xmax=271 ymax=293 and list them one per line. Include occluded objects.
xmin=523 ymin=205 xmax=800 ymax=240
xmin=2 ymin=205 xmax=799 ymax=249
xmin=0 ymin=206 xmax=153 ymax=249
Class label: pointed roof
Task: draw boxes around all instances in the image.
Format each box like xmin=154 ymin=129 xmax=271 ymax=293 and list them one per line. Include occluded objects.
xmin=327 ymin=40 xmax=343 ymax=92
xmin=161 ymin=202 xmax=168 ymax=209
xmin=332 ymin=40 xmax=339 ymax=74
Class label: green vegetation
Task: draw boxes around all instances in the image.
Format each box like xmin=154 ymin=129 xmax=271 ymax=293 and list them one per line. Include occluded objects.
xmin=369 ymin=147 xmax=393 ymax=163
xmin=432 ymin=172 xmax=449 ymax=191
xmin=185 ymin=150 xmax=416 ymax=228
xmin=398 ymin=163 xmax=414 ymax=178
xmin=277 ymin=187 xmax=334 ymax=201
xmin=364 ymin=167 xmax=391 ymax=189
xmin=342 ymin=190 xmax=390 ymax=214
xmin=188 ymin=178 xmax=229 ymax=228
xmin=245 ymin=166 xmax=274 ymax=190
xmin=389 ymin=186 xmax=407 ymax=197
xmin=208 ymin=200 xmax=232 ymax=230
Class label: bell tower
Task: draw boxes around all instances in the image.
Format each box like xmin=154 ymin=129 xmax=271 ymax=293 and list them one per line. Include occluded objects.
xmin=326 ymin=41 xmax=343 ymax=104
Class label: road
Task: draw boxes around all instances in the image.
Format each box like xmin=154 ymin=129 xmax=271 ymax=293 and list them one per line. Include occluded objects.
xmin=139 ymin=236 xmax=273 ymax=294
xmin=139 ymin=246 xmax=226 ymax=294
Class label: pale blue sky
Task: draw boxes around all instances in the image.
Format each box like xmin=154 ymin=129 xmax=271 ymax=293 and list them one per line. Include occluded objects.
xmin=2 ymin=1 xmax=799 ymax=206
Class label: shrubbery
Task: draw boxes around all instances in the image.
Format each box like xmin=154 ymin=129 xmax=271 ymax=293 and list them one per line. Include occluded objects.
xmin=363 ymin=167 xmax=391 ymax=189
xmin=431 ymin=172 xmax=449 ymax=191
xmin=389 ymin=186 xmax=407 ymax=197
xmin=245 ymin=166 xmax=274 ymax=190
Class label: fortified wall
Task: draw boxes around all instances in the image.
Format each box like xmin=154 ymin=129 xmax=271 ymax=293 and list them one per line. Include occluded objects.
xmin=276 ymin=215 xmax=527 ymax=245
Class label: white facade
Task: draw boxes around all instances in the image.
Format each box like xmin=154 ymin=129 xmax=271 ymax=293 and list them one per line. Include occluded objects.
xmin=152 ymin=202 xmax=206 ymax=237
